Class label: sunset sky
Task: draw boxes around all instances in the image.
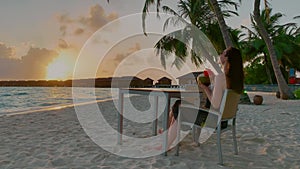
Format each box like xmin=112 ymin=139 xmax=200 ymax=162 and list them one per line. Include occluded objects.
xmin=0 ymin=0 xmax=299 ymax=81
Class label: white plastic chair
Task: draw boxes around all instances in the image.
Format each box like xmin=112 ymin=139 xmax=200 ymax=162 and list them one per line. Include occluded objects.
xmin=175 ymin=89 xmax=241 ymax=165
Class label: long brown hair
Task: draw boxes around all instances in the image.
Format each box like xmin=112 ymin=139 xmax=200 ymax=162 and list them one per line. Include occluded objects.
xmin=224 ymin=47 xmax=244 ymax=94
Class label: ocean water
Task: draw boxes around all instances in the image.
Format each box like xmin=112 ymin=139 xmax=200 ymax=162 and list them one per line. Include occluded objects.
xmin=0 ymin=87 xmax=117 ymax=115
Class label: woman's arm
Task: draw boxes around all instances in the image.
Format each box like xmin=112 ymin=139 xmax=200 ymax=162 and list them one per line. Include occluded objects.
xmin=198 ymin=83 xmax=212 ymax=101
xmin=199 ymin=73 xmax=225 ymax=109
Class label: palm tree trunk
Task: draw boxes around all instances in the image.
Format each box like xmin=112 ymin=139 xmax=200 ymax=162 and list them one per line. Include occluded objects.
xmin=253 ymin=0 xmax=294 ymax=99
xmin=208 ymin=0 xmax=251 ymax=104
xmin=209 ymin=0 xmax=233 ymax=48
xmin=263 ymin=53 xmax=273 ymax=84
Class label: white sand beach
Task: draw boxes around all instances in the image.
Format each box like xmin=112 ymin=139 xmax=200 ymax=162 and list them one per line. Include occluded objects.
xmin=1 ymin=91 xmax=300 ymax=169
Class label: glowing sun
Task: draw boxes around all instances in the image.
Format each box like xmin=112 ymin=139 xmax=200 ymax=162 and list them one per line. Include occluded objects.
xmin=46 ymin=53 xmax=74 ymax=80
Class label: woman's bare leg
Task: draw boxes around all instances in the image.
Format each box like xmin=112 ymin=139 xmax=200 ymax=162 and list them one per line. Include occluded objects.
xmin=158 ymin=109 xmax=174 ymax=134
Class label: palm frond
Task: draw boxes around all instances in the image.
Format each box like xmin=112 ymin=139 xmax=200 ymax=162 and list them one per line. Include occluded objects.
xmin=222 ymin=10 xmax=239 ymax=17
xmin=142 ymin=0 xmax=162 ymax=35
xmin=241 ymin=25 xmax=258 ymax=38
xmin=154 ymin=30 xmax=189 ymax=69
xmin=218 ymin=0 xmax=240 ymax=10
xmin=293 ymin=15 xmax=300 ymax=19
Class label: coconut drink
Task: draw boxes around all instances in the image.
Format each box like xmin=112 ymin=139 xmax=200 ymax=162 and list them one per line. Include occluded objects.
xmin=197 ymin=70 xmax=210 ymax=86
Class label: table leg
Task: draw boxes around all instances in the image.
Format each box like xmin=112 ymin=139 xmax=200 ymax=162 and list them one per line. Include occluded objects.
xmin=118 ymin=91 xmax=124 ymax=145
xmin=152 ymin=96 xmax=159 ymax=136
xmin=162 ymin=94 xmax=170 ymax=156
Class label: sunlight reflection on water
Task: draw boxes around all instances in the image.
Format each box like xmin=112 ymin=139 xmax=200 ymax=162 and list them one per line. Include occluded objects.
xmin=0 ymin=87 xmax=114 ymax=115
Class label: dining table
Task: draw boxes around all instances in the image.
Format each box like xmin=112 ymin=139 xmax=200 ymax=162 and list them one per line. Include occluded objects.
xmin=117 ymin=87 xmax=202 ymax=156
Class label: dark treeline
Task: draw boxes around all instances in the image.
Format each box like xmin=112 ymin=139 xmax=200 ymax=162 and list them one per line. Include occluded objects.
xmin=0 ymin=76 xmax=172 ymax=88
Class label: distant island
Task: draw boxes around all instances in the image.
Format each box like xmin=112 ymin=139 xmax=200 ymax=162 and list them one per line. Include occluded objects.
xmin=0 ymin=76 xmax=175 ymax=88
xmin=0 ymin=72 xmax=206 ymax=88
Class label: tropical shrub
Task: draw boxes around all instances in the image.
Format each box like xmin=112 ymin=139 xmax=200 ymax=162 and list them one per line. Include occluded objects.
xmin=244 ymin=59 xmax=272 ymax=84
xmin=293 ymin=88 xmax=300 ymax=99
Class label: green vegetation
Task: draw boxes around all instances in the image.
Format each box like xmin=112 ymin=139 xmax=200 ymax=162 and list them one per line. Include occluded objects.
xmin=241 ymin=8 xmax=300 ymax=84
xmin=293 ymin=88 xmax=300 ymax=99
xmin=244 ymin=59 xmax=271 ymax=84
xmin=141 ymin=0 xmax=299 ymax=99
xmin=145 ymin=0 xmax=239 ymax=69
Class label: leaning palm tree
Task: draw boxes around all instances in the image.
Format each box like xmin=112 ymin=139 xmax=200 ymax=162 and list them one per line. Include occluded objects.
xmin=143 ymin=0 xmax=240 ymax=48
xmin=242 ymin=8 xmax=300 ymax=84
xmin=241 ymin=34 xmax=274 ymax=84
xmin=142 ymin=0 xmax=240 ymax=68
xmin=208 ymin=0 xmax=240 ymax=48
xmin=154 ymin=0 xmax=222 ymax=69
xmin=273 ymin=24 xmax=300 ymax=72
xmin=253 ymin=0 xmax=294 ymax=99
xmin=143 ymin=0 xmax=252 ymax=104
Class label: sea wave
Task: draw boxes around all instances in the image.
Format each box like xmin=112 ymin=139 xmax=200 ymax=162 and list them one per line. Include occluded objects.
xmin=1 ymin=94 xmax=12 ymax=97
xmin=38 ymin=103 xmax=60 ymax=107
xmin=0 ymin=87 xmax=116 ymax=115
xmin=15 ymin=92 xmax=29 ymax=96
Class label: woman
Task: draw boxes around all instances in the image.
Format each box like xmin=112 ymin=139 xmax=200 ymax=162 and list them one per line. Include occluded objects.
xmin=163 ymin=46 xmax=244 ymax=150
xmin=199 ymin=46 xmax=244 ymax=110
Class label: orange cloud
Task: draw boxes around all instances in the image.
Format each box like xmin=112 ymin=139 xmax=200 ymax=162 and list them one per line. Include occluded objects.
xmin=97 ymin=43 xmax=141 ymax=77
xmin=58 ymin=39 xmax=69 ymax=49
xmin=74 ymin=28 xmax=84 ymax=35
xmin=0 ymin=43 xmax=16 ymax=59
xmin=57 ymin=13 xmax=74 ymax=23
xmin=57 ymin=4 xmax=118 ymax=37
xmin=59 ymin=25 xmax=67 ymax=36
xmin=0 ymin=44 xmax=58 ymax=80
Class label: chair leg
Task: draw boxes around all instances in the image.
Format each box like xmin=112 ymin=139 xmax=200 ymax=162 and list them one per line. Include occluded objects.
xmin=217 ymin=123 xmax=223 ymax=165
xmin=232 ymin=118 xmax=238 ymax=155
xmin=191 ymin=126 xmax=195 ymax=142
xmin=193 ymin=127 xmax=201 ymax=146
xmin=192 ymin=126 xmax=200 ymax=143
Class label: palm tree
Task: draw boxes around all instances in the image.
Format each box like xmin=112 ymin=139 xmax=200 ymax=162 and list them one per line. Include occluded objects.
xmin=143 ymin=0 xmax=240 ymax=47
xmin=154 ymin=0 xmax=222 ymax=69
xmin=208 ymin=0 xmax=240 ymax=48
xmin=242 ymin=8 xmax=300 ymax=84
xmin=142 ymin=0 xmax=240 ymax=67
xmin=273 ymin=26 xmax=300 ymax=71
xmin=253 ymin=0 xmax=294 ymax=99
xmin=142 ymin=0 xmax=252 ymax=104
xmin=241 ymin=36 xmax=274 ymax=84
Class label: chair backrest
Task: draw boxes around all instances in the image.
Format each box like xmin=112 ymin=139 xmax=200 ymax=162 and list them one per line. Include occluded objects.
xmin=178 ymin=89 xmax=240 ymax=125
xmin=219 ymin=89 xmax=241 ymax=120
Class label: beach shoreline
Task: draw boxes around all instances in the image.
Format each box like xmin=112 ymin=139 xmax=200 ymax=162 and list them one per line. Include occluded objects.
xmin=1 ymin=91 xmax=300 ymax=169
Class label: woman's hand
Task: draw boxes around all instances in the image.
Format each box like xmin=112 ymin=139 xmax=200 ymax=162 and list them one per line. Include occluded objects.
xmin=198 ymin=80 xmax=212 ymax=102
xmin=197 ymin=80 xmax=207 ymax=89
xmin=206 ymin=69 xmax=215 ymax=83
